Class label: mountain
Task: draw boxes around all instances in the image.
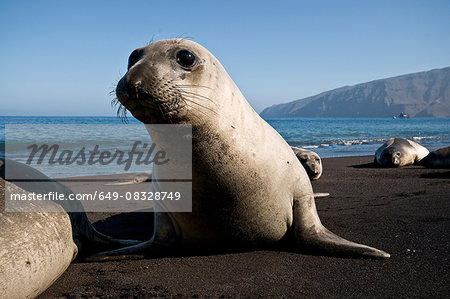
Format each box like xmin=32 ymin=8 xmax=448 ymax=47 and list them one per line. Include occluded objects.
xmin=260 ymin=67 xmax=450 ymax=118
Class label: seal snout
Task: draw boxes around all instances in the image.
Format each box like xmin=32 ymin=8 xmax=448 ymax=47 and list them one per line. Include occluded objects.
xmin=381 ymin=149 xmax=401 ymax=167
xmin=123 ymin=80 xmax=144 ymax=99
xmin=392 ymin=151 xmax=401 ymax=165
xmin=116 ymin=47 xmax=153 ymax=101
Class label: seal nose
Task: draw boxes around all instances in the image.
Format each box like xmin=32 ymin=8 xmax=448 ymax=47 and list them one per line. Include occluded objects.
xmin=315 ymin=159 xmax=321 ymax=169
xmin=392 ymin=151 xmax=401 ymax=165
xmin=124 ymin=80 xmax=143 ymax=99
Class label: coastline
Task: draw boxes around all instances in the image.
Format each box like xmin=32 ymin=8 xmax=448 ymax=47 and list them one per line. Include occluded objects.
xmin=25 ymin=155 xmax=450 ymax=297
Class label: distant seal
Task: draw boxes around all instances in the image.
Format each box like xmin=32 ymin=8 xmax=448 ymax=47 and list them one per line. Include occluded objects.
xmin=419 ymin=146 xmax=450 ymax=168
xmin=291 ymin=146 xmax=322 ymax=180
xmin=104 ymin=171 xmax=152 ymax=186
xmin=0 ymin=159 xmax=137 ymax=298
xmin=96 ymin=39 xmax=389 ymax=260
xmin=375 ymin=138 xmax=429 ymax=167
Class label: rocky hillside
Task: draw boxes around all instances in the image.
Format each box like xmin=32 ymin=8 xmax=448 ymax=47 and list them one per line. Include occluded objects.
xmin=260 ymin=67 xmax=450 ymax=118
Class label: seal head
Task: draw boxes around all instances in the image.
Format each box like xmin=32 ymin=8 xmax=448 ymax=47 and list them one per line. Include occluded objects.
xmin=291 ymin=147 xmax=322 ymax=180
xmin=115 ymin=40 xmax=218 ymax=125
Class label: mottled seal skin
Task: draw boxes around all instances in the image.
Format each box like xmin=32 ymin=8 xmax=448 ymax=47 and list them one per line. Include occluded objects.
xmin=0 ymin=159 xmax=137 ymax=298
xmin=291 ymin=147 xmax=322 ymax=180
xmin=96 ymin=39 xmax=389 ymax=260
xmin=419 ymin=146 xmax=450 ymax=168
xmin=375 ymin=138 xmax=429 ymax=167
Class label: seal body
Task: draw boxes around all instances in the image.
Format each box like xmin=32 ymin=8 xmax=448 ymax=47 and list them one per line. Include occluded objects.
xmin=0 ymin=176 xmax=76 ymax=298
xmin=375 ymin=138 xmax=429 ymax=167
xmin=291 ymin=147 xmax=322 ymax=180
xmin=0 ymin=159 xmax=138 ymax=298
xmin=100 ymin=39 xmax=389 ymax=259
xmin=419 ymin=146 xmax=450 ymax=168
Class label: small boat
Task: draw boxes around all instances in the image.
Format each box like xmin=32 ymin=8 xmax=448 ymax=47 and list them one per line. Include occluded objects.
xmin=397 ymin=112 xmax=410 ymax=119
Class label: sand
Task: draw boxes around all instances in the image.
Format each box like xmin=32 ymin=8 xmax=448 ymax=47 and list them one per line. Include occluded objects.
xmin=6 ymin=155 xmax=450 ymax=298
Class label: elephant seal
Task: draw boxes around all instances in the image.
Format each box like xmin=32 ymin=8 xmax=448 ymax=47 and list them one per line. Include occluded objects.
xmin=95 ymin=39 xmax=389 ymax=260
xmin=291 ymin=146 xmax=322 ymax=180
xmin=0 ymin=177 xmax=76 ymax=299
xmin=104 ymin=171 xmax=152 ymax=186
xmin=419 ymin=146 xmax=450 ymax=168
xmin=0 ymin=158 xmax=137 ymax=298
xmin=375 ymin=138 xmax=429 ymax=167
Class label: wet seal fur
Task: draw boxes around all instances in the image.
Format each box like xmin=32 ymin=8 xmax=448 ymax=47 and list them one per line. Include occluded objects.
xmin=0 ymin=159 xmax=137 ymax=298
xmin=419 ymin=146 xmax=450 ymax=168
xmin=291 ymin=146 xmax=322 ymax=180
xmin=375 ymin=138 xmax=429 ymax=167
xmin=95 ymin=39 xmax=389 ymax=260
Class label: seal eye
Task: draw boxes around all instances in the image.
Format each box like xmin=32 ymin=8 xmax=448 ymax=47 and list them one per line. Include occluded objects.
xmin=176 ymin=50 xmax=196 ymax=68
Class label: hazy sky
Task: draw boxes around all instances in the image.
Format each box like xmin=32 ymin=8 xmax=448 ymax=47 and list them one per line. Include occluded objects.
xmin=1 ymin=0 xmax=449 ymax=116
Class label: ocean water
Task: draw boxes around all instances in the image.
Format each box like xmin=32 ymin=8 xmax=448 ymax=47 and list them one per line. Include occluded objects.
xmin=265 ymin=117 xmax=450 ymax=159
xmin=1 ymin=116 xmax=148 ymax=178
xmin=1 ymin=116 xmax=449 ymax=177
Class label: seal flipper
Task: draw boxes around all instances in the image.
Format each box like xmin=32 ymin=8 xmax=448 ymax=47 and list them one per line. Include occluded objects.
xmin=313 ymin=192 xmax=330 ymax=198
xmin=70 ymin=212 xmax=141 ymax=256
xmin=85 ymin=212 xmax=176 ymax=261
xmin=85 ymin=237 xmax=171 ymax=261
xmin=292 ymin=195 xmax=390 ymax=259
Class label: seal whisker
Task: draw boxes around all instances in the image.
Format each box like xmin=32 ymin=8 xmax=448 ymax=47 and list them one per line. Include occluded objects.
xmin=111 ymin=97 xmax=129 ymax=123
xmin=177 ymin=90 xmax=216 ymax=105
xmin=157 ymin=104 xmax=174 ymax=123
xmin=175 ymin=84 xmax=212 ymax=90
xmin=183 ymin=98 xmax=217 ymax=114
xmin=182 ymin=103 xmax=213 ymax=122
xmin=181 ymin=96 xmax=218 ymax=115
xmin=176 ymin=89 xmax=211 ymax=98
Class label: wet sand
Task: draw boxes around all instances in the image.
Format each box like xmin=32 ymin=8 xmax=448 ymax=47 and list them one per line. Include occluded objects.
xmin=30 ymin=155 xmax=450 ymax=297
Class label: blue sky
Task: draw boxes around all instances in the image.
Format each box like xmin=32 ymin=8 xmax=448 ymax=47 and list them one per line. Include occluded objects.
xmin=1 ymin=0 xmax=449 ymax=116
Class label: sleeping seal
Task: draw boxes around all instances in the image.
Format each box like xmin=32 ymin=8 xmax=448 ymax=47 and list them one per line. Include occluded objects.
xmin=94 ymin=39 xmax=389 ymax=260
xmin=0 ymin=158 xmax=137 ymax=298
xmin=375 ymin=138 xmax=429 ymax=167
xmin=291 ymin=146 xmax=322 ymax=180
xmin=419 ymin=146 xmax=450 ymax=168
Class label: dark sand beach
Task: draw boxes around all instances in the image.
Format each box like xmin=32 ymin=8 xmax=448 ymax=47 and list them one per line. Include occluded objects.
xmin=15 ymin=155 xmax=450 ymax=297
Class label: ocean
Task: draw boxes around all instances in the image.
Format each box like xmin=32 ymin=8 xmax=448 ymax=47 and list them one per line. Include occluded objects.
xmin=1 ymin=116 xmax=449 ymax=178
xmin=265 ymin=117 xmax=450 ymax=159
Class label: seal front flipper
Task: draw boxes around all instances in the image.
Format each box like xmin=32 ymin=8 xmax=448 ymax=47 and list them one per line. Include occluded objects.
xmin=70 ymin=212 xmax=141 ymax=257
xmin=292 ymin=194 xmax=390 ymax=259
xmin=85 ymin=212 xmax=176 ymax=261
xmin=85 ymin=237 xmax=171 ymax=261
xmin=313 ymin=192 xmax=330 ymax=198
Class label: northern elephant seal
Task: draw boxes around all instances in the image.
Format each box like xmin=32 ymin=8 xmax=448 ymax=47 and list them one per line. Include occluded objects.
xmin=0 ymin=159 xmax=137 ymax=298
xmin=0 ymin=177 xmax=76 ymax=299
xmin=375 ymin=138 xmax=429 ymax=167
xmin=418 ymin=146 xmax=450 ymax=168
xmin=104 ymin=171 xmax=153 ymax=186
xmin=291 ymin=146 xmax=322 ymax=180
xmin=96 ymin=39 xmax=389 ymax=259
